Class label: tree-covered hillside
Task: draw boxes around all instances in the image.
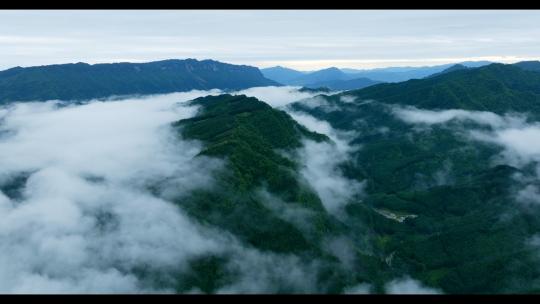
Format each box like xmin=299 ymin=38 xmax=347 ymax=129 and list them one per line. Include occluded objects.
xmin=166 ymin=94 xmax=392 ymax=293
xmin=285 ymin=63 xmax=540 ymax=293
xmin=346 ymin=63 xmax=540 ymax=117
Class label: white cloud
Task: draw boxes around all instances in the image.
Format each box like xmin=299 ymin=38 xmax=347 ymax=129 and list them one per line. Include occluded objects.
xmin=255 ymin=189 xmax=318 ymax=235
xmin=339 ymin=95 xmax=357 ymax=103
xmin=516 ymin=184 xmax=540 ymax=205
xmin=297 ymin=140 xmax=365 ymax=215
xmin=343 ymin=283 xmax=371 ymax=294
xmin=484 ymin=127 xmax=540 ymax=166
xmin=217 ymin=247 xmax=320 ymax=293
xmin=294 ymin=96 xmax=341 ymax=113
xmin=287 ymin=110 xmax=364 ymax=215
xmin=385 ymin=277 xmax=441 ymax=294
xmin=231 ymin=86 xmax=324 ymax=108
xmin=323 ymin=236 xmax=358 ymax=270
xmin=392 ymin=106 xmax=525 ymax=128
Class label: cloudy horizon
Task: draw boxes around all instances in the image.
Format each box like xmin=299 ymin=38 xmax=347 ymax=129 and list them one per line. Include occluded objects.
xmin=1 ymin=10 xmax=540 ymax=71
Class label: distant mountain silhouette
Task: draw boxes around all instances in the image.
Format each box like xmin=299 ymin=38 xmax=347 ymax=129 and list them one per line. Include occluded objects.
xmin=262 ymin=61 xmax=493 ymax=87
xmin=426 ymin=64 xmax=468 ymax=78
xmin=305 ymin=77 xmax=382 ymax=90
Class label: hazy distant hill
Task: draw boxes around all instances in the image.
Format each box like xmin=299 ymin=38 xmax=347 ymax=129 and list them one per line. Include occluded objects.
xmin=261 ymin=61 xmax=492 ymax=90
xmin=514 ymin=60 xmax=540 ymax=73
xmin=0 ymin=59 xmax=279 ymax=103
xmin=260 ymin=66 xmax=306 ymax=84
xmin=268 ymin=67 xmax=382 ymax=90
xmin=288 ymin=67 xmax=350 ymax=86
xmin=341 ymin=61 xmax=492 ymax=82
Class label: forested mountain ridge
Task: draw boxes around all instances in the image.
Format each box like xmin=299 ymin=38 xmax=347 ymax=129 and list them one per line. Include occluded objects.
xmin=167 ymin=94 xmax=383 ymax=293
xmin=0 ymin=59 xmax=279 ymax=103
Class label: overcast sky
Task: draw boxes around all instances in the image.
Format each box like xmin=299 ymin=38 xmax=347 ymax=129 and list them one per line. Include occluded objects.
xmin=1 ymin=10 xmax=540 ymax=71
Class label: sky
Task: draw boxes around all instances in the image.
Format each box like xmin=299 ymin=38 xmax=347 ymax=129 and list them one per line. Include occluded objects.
xmin=1 ymin=10 xmax=540 ymax=71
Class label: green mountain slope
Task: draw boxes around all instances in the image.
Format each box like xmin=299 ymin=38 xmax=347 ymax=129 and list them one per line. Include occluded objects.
xmin=168 ymin=95 xmax=385 ymax=293
xmin=345 ymin=63 xmax=540 ymax=117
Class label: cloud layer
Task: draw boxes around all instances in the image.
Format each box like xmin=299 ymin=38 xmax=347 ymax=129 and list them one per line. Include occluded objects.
xmin=231 ymin=86 xmax=326 ymax=108
xmin=0 ymin=91 xmax=231 ymax=293
xmin=385 ymin=277 xmax=441 ymax=294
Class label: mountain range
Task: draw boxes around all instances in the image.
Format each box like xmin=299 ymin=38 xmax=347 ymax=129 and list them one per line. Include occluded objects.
xmin=0 ymin=59 xmax=278 ymax=103
xmin=0 ymin=59 xmax=497 ymax=105
xmin=261 ymin=61 xmax=493 ymax=90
